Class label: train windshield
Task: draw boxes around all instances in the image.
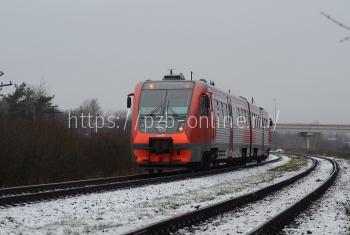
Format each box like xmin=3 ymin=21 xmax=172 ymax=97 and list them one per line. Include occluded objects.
xmin=139 ymin=90 xmax=166 ymax=116
xmin=139 ymin=87 xmax=193 ymax=117
xmin=166 ymin=90 xmax=193 ymax=116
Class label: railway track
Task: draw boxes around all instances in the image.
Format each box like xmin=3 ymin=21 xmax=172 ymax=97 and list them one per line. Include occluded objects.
xmin=0 ymin=170 xmax=188 ymax=197
xmin=0 ymin=155 xmax=281 ymax=207
xmin=249 ymin=157 xmax=339 ymax=235
xmin=123 ymin=156 xmax=338 ymax=235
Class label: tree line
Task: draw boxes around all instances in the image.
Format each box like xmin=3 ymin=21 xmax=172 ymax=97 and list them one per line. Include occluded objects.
xmin=0 ymin=82 xmax=135 ymax=187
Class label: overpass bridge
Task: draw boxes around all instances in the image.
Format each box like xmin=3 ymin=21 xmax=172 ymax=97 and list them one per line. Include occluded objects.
xmin=275 ymin=123 xmax=350 ymax=134
xmin=274 ymin=123 xmax=350 ymax=149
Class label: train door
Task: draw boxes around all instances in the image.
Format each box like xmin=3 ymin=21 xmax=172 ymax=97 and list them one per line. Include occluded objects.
xmin=209 ymin=93 xmax=215 ymax=143
xmin=260 ymin=110 xmax=265 ymax=156
xmin=199 ymin=92 xmax=213 ymax=144
xmin=227 ymin=96 xmax=234 ymax=157
xmin=246 ymin=101 xmax=252 ymax=157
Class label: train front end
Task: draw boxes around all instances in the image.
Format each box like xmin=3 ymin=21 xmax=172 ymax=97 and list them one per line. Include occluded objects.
xmin=128 ymin=75 xmax=197 ymax=169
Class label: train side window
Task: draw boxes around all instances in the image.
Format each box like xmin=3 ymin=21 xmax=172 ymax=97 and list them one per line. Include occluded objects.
xmin=259 ymin=117 xmax=262 ymax=127
xmin=220 ymin=102 xmax=223 ymax=116
xmin=199 ymin=96 xmax=208 ymax=116
xmin=216 ymin=102 xmax=220 ymax=117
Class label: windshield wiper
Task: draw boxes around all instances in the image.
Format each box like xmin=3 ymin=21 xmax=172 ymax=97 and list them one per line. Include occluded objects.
xmin=146 ymin=98 xmax=164 ymax=116
xmin=147 ymin=105 xmax=162 ymax=116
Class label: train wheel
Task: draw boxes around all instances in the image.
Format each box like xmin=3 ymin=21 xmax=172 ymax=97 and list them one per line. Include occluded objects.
xmin=199 ymin=151 xmax=212 ymax=171
xmin=241 ymin=149 xmax=248 ymax=165
xmin=192 ymin=164 xmax=200 ymax=172
xmin=257 ymin=156 xmax=262 ymax=164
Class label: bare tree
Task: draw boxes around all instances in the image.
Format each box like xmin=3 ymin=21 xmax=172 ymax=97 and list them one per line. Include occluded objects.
xmin=76 ymin=98 xmax=103 ymax=116
xmin=321 ymin=12 xmax=350 ymax=43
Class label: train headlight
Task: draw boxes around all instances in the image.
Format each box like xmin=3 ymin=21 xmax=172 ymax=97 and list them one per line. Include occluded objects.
xmin=139 ymin=121 xmax=146 ymax=132
xmin=147 ymin=83 xmax=156 ymax=89
xmin=177 ymin=122 xmax=185 ymax=132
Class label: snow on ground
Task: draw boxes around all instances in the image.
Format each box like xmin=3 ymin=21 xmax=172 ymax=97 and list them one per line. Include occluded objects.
xmin=283 ymin=157 xmax=350 ymax=235
xmin=178 ymin=157 xmax=333 ymax=235
xmin=0 ymin=155 xmax=309 ymax=235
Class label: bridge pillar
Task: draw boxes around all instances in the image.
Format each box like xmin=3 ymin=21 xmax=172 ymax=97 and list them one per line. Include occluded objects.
xmin=300 ymin=132 xmax=317 ymax=150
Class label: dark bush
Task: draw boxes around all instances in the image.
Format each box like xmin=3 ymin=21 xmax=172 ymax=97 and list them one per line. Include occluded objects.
xmin=0 ymin=117 xmax=135 ymax=187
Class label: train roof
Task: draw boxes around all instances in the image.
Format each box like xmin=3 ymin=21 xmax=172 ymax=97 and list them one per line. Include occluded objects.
xmin=141 ymin=74 xmax=269 ymax=116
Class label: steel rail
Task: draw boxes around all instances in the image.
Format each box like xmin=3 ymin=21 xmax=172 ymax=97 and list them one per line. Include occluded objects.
xmin=0 ymin=170 xmax=189 ymax=197
xmin=0 ymin=156 xmax=281 ymax=207
xmin=248 ymin=156 xmax=338 ymax=235
xmin=123 ymin=155 xmax=317 ymax=235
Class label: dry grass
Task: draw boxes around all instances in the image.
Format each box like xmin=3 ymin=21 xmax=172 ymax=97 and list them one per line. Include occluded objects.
xmin=269 ymin=156 xmax=307 ymax=173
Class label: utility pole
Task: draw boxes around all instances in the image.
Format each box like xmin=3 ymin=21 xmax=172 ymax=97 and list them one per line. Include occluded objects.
xmin=274 ymin=97 xmax=277 ymax=123
xmin=46 ymin=104 xmax=60 ymax=126
xmin=0 ymin=71 xmax=13 ymax=96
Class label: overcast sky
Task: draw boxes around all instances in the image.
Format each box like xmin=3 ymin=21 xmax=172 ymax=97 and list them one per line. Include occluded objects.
xmin=0 ymin=0 xmax=349 ymax=123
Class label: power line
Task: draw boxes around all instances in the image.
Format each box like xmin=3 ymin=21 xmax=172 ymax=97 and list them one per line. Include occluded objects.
xmin=0 ymin=81 xmax=12 ymax=90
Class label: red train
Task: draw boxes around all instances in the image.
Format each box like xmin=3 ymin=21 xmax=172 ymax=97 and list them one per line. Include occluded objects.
xmin=127 ymin=72 xmax=272 ymax=170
